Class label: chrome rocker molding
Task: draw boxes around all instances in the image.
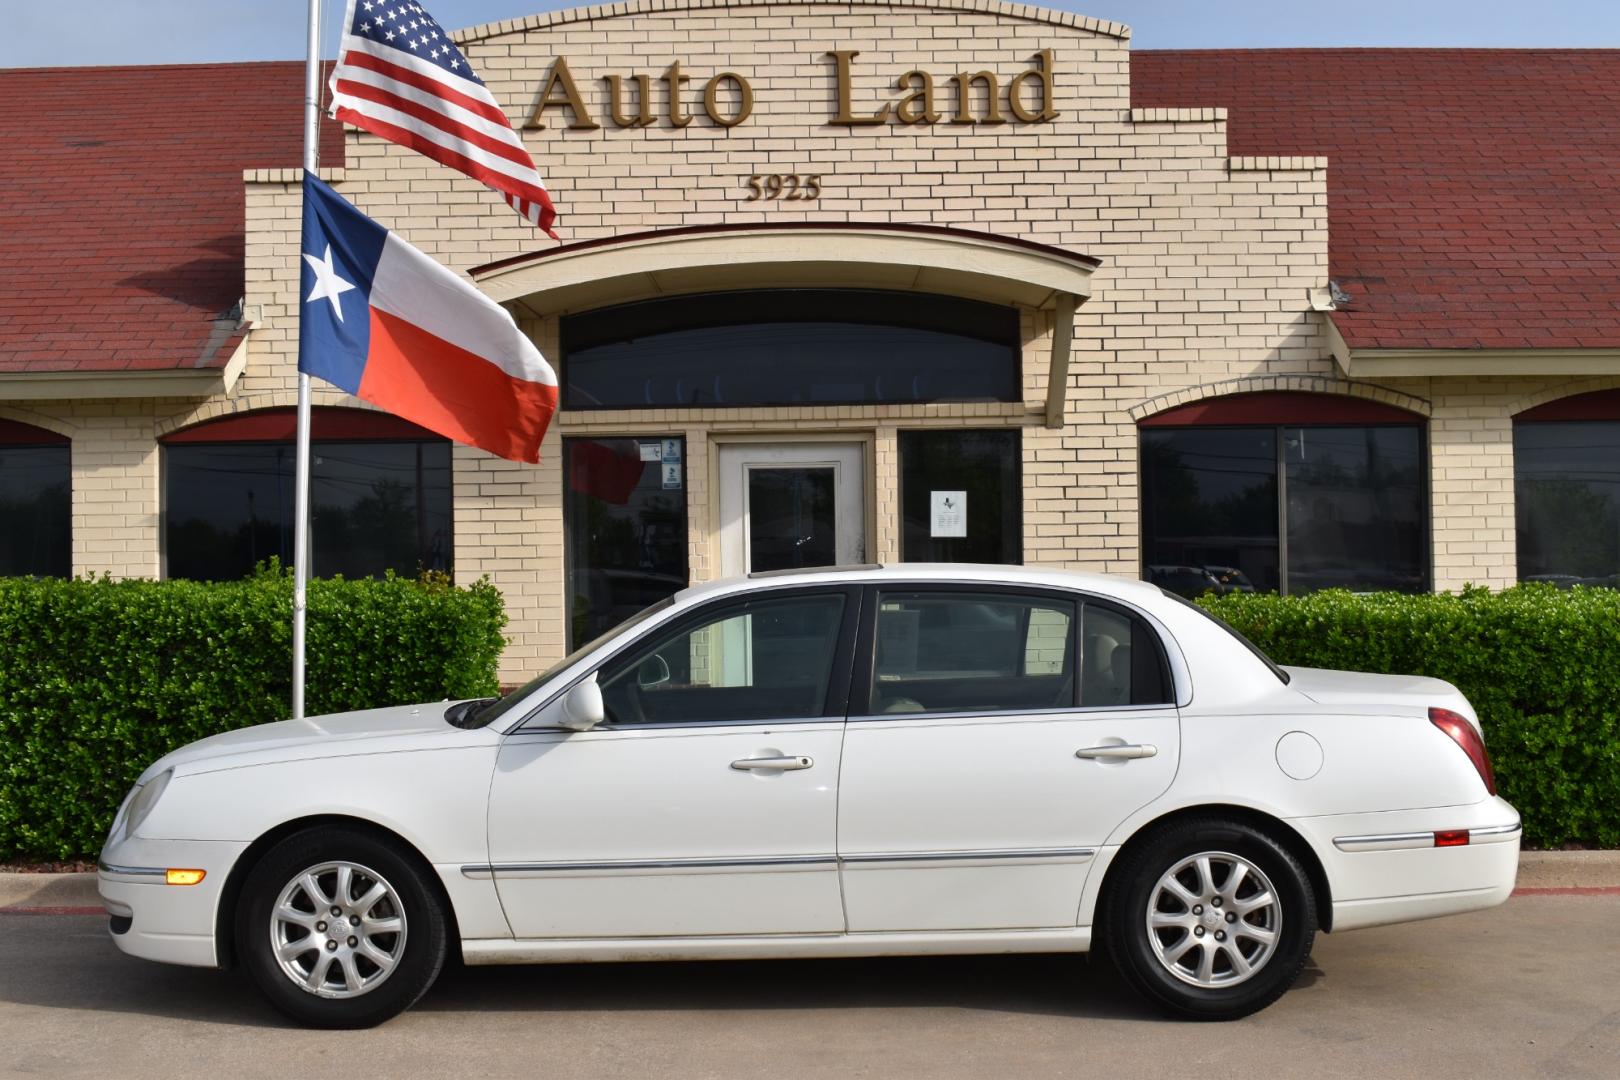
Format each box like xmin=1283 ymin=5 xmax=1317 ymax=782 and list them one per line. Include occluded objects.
xmin=462 ymin=847 xmax=1097 ymax=878
xmin=1332 ymin=821 xmax=1521 ymax=853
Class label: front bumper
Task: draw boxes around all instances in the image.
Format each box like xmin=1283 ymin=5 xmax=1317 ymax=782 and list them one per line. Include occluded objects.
xmin=1292 ymin=795 xmax=1521 ymax=932
xmin=97 ymin=836 xmax=249 ymax=968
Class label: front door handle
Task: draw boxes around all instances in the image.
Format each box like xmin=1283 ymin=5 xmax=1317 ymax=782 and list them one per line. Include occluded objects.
xmin=731 ymin=755 xmax=814 ymax=771
xmin=1075 ymin=743 xmax=1158 ymax=760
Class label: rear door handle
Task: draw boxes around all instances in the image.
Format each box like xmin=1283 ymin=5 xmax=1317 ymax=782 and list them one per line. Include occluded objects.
xmin=731 ymin=755 xmax=814 ymax=771
xmin=1075 ymin=743 xmax=1158 ymax=760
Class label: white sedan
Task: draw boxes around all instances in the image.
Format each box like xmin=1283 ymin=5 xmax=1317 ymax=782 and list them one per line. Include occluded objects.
xmin=98 ymin=564 xmax=1519 ymax=1027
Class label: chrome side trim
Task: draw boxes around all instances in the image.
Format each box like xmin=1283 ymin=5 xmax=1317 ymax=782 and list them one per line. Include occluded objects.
xmin=464 ymin=847 xmax=1098 ymax=879
xmin=1332 ymin=832 xmax=1433 ymax=853
xmin=1332 ymin=822 xmax=1523 ymax=853
xmin=96 ymin=861 xmax=166 ymax=880
xmin=832 ymin=847 xmax=1097 ymax=865
xmin=1469 ymin=822 xmax=1523 ymax=845
xmin=462 ymin=854 xmax=838 ymax=878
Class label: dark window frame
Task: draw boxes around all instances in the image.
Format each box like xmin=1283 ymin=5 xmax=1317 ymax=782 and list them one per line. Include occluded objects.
xmin=558 ymin=288 xmax=1023 ymax=411
xmin=0 ymin=418 xmax=71 ymax=578
xmin=1138 ymin=413 xmax=1432 ymax=597
xmin=848 ymin=583 xmax=1173 ymax=719
xmin=562 ymin=434 xmax=691 ymax=651
xmin=159 ymin=408 xmax=452 ymax=582
xmin=1512 ymin=393 xmax=1620 ymax=585
xmin=897 ymin=426 xmax=1023 ymax=565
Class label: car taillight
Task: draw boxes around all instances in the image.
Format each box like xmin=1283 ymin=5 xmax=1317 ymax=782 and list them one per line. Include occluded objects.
xmin=1430 ymin=707 xmax=1496 ymax=795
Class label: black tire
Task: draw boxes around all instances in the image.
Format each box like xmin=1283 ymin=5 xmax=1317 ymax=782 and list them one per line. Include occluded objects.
xmin=1103 ymin=817 xmax=1316 ymax=1020
xmin=236 ymin=825 xmax=448 ymax=1028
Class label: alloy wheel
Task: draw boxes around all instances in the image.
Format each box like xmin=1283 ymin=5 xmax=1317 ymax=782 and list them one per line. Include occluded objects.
xmin=1145 ymin=850 xmax=1280 ymax=988
xmin=269 ymin=861 xmax=408 ymax=999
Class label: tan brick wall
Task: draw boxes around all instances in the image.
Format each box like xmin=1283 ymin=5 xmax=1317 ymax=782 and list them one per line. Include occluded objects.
xmin=19 ymin=1 xmax=1602 ymax=685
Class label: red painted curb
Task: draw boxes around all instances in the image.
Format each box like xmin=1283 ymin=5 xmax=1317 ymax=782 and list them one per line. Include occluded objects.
xmin=1512 ymin=885 xmax=1620 ymax=896
xmin=0 ymin=905 xmax=104 ymax=916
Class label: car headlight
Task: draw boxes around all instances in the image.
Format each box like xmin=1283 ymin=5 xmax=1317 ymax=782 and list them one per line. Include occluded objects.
xmin=122 ymin=769 xmax=172 ymax=840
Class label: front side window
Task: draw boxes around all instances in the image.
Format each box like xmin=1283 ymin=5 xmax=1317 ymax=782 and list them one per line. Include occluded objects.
xmin=561 ymin=289 xmax=1020 ymax=409
xmin=163 ymin=410 xmax=451 ymax=581
xmin=599 ymin=593 xmax=848 ymax=725
xmin=869 ymin=591 xmax=1076 ymax=715
xmin=1140 ymin=395 xmax=1427 ymax=597
xmin=0 ymin=420 xmax=70 ymax=577
xmin=1515 ymin=411 xmax=1620 ymax=587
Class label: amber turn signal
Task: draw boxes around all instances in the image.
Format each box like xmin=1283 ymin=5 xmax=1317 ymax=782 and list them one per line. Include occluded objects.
xmin=165 ymin=868 xmax=206 ymax=886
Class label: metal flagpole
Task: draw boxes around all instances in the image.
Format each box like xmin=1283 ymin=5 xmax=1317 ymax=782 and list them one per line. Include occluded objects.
xmin=294 ymin=0 xmax=322 ymax=721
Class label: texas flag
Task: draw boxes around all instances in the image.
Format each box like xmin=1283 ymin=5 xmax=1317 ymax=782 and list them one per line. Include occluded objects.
xmin=297 ymin=175 xmax=558 ymax=463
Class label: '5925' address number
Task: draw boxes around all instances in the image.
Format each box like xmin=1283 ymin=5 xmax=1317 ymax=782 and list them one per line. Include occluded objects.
xmin=744 ymin=173 xmax=823 ymax=200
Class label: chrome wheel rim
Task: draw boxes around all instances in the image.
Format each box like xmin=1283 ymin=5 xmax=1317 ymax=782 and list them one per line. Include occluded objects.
xmin=1146 ymin=851 xmax=1280 ymax=989
xmin=270 ymin=861 xmax=408 ymax=999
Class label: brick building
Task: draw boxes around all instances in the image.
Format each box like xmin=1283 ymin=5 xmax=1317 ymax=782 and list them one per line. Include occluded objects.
xmin=4 ymin=2 xmax=1620 ymax=683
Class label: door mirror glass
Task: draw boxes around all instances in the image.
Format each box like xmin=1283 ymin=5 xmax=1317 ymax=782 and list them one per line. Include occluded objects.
xmin=636 ymin=654 xmax=672 ymax=689
xmin=558 ymin=675 xmax=606 ymax=731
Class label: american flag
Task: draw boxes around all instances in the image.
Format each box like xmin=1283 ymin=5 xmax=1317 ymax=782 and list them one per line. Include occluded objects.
xmin=327 ymin=0 xmax=559 ymax=236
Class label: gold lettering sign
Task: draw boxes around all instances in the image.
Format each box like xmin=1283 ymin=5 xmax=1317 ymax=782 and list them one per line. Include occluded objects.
xmin=523 ymin=50 xmax=1060 ymax=131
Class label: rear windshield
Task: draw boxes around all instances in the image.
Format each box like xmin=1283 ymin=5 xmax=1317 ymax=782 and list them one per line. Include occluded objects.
xmin=1160 ymin=589 xmax=1290 ymax=685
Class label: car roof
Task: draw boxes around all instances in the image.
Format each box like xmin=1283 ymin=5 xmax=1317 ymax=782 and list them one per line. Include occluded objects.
xmin=673 ymin=563 xmax=1165 ymax=606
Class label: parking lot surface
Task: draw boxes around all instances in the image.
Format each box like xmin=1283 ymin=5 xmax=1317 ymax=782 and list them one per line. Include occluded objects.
xmin=0 ymin=894 xmax=1614 ymax=1080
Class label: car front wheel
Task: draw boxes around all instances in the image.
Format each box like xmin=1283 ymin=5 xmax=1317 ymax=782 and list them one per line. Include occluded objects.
xmin=1104 ymin=817 xmax=1317 ymax=1020
xmin=237 ymin=826 xmax=448 ymax=1028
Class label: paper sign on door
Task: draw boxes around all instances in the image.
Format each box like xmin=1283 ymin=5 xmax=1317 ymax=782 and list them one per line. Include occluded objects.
xmin=930 ymin=490 xmax=966 ymax=538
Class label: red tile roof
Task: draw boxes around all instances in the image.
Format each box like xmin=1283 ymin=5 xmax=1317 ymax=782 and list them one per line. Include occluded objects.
xmin=1133 ymin=49 xmax=1620 ymax=352
xmin=0 ymin=62 xmax=340 ymax=374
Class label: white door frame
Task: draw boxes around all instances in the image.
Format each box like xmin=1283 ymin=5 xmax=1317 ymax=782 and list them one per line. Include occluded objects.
xmin=717 ymin=440 xmax=868 ymax=578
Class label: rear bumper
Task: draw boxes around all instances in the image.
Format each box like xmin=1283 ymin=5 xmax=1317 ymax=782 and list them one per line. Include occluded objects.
xmin=1291 ymin=796 xmax=1521 ymax=932
xmin=97 ymin=836 xmax=249 ymax=968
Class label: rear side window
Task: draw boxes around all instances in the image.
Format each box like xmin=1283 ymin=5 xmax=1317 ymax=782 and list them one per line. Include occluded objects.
xmin=870 ymin=591 xmax=1076 ymax=715
xmin=1081 ymin=603 xmax=1173 ymax=707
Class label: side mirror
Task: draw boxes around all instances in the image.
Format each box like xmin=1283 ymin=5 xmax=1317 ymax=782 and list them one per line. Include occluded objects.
xmin=558 ymin=675 xmax=605 ymax=731
xmin=636 ymin=653 xmax=672 ymax=689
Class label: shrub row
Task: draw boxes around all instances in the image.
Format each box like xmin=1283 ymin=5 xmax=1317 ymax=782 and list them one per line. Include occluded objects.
xmin=0 ymin=566 xmax=506 ymax=861
xmin=1199 ymin=585 xmax=1620 ymax=848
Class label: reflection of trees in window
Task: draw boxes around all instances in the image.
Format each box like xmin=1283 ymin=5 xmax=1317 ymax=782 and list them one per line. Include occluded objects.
xmin=1515 ymin=420 xmax=1620 ymax=586
xmin=0 ymin=441 xmax=70 ymax=577
xmin=164 ymin=440 xmax=451 ymax=581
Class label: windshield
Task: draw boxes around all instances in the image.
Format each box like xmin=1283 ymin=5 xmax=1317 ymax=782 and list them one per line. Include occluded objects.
xmin=461 ymin=595 xmax=679 ymax=729
xmin=1159 ymin=589 xmax=1290 ymax=685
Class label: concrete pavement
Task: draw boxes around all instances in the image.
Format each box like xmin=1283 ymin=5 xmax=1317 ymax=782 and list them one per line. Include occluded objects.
xmin=0 ymin=891 xmax=1615 ymax=1080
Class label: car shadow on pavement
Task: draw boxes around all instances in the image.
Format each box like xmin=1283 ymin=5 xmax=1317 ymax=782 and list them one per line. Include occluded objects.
xmin=0 ymin=916 xmax=1182 ymax=1027
xmin=417 ymin=952 xmax=1165 ymax=1023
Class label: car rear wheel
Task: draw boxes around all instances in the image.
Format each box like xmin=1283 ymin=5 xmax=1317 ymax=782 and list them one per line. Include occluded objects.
xmin=237 ymin=826 xmax=447 ymax=1028
xmin=1104 ymin=817 xmax=1316 ymax=1020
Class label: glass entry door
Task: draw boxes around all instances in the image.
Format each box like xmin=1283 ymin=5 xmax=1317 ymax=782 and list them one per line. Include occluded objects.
xmin=718 ymin=443 xmax=866 ymax=577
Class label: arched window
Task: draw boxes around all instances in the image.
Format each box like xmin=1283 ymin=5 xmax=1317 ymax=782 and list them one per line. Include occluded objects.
xmin=161 ymin=408 xmax=451 ymax=582
xmin=1514 ymin=389 xmax=1620 ymax=587
xmin=0 ymin=418 xmax=70 ymax=577
xmin=1139 ymin=392 xmax=1428 ymax=596
xmin=560 ymin=289 xmax=1020 ymax=409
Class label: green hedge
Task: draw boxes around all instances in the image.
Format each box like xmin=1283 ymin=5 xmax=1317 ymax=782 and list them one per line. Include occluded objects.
xmin=0 ymin=566 xmax=507 ymax=862
xmin=1199 ymin=585 xmax=1620 ymax=848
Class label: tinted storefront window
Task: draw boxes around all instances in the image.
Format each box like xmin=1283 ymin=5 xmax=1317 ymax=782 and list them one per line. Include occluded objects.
xmin=1515 ymin=421 xmax=1620 ymax=587
xmin=565 ymin=436 xmax=689 ymax=649
xmin=165 ymin=440 xmax=451 ymax=581
xmin=899 ymin=429 xmax=1020 ymax=564
xmin=561 ymin=290 xmax=1020 ymax=409
xmin=1142 ymin=424 xmax=1426 ymax=597
xmin=0 ymin=437 xmax=70 ymax=578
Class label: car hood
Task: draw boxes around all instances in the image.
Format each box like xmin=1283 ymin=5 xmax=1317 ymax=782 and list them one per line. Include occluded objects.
xmin=143 ymin=701 xmax=496 ymax=780
xmin=1282 ymin=666 xmax=1477 ymax=724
